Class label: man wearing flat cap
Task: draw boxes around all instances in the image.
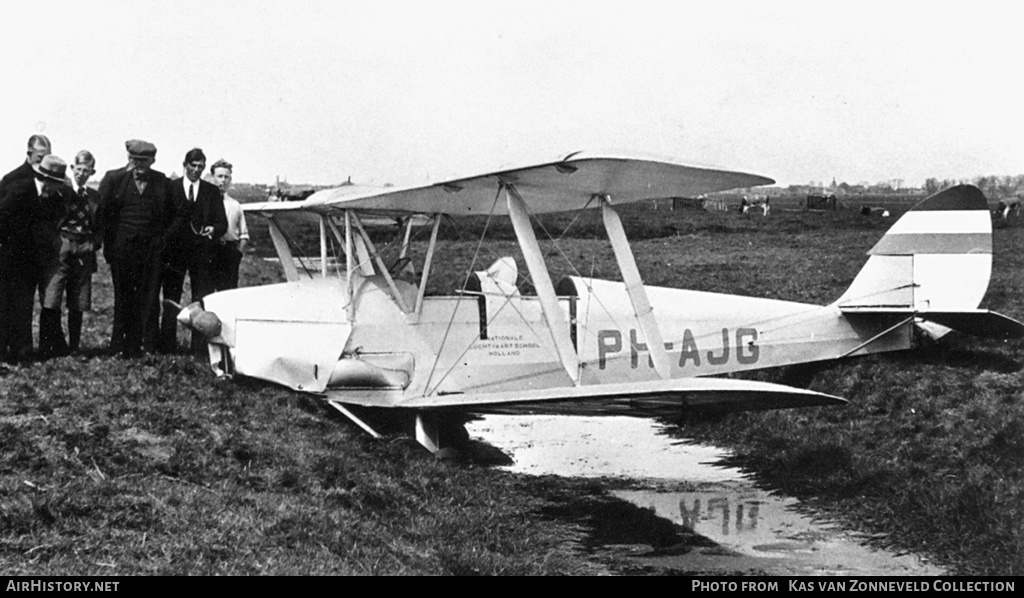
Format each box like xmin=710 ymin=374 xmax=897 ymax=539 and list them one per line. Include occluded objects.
xmin=0 ymin=155 xmax=67 ymax=362
xmin=97 ymin=140 xmax=141 ymax=354
xmin=95 ymin=139 xmax=144 ymax=222
xmin=99 ymin=140 xmax=184 ymax=358
xmin=158 ymin=148 xmax=226 ymax=355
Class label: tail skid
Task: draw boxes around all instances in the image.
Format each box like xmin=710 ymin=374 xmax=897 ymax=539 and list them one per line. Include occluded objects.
xmin=836 ymin=185 xmax=1024 ymax=341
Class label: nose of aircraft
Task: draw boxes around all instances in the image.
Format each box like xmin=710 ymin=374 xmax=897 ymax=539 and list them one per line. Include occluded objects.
xmin=172 ymin=301 xmax=223 ymax=338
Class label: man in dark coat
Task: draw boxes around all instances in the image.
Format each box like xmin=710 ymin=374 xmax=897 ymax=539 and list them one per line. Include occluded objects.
xmin=96 ymin=141 xmax=136 ymax=354
xmin=0 ymin=155 xmax=67 ymax=362
xmin=99 ymin=140 xmax=183 ymax=357
xmin=40 ymin=150 xmax=103 ymax=355
xmin=158 ymin=148 xmax=227 ymax=355
xmin=0 ymin=135 xmax=51 ymax=197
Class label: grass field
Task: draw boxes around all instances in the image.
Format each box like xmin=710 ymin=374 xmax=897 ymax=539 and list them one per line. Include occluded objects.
xmin=1 ymin=199 xmax=1021 ymax=575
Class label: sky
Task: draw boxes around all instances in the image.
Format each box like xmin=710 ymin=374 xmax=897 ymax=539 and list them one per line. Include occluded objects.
xmin=1 ymin=1 xmax=1020 ymax=188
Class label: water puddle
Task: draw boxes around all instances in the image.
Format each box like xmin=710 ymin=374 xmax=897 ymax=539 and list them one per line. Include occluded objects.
xmin=467 ymin=414 xmax=945 ymax=576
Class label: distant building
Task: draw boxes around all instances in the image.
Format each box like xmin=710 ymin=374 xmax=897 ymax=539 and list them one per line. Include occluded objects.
xmin=806 ymin=194 xmax=838 ymax=210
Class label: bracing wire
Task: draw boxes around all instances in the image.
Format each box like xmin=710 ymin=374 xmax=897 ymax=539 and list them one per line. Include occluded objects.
xmin=423 ymin=185 xmax=504 ymax=396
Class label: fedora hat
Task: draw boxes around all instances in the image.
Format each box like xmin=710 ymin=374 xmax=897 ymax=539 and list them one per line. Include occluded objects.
xmin=34 ymin=155 xmax=67 ymax=182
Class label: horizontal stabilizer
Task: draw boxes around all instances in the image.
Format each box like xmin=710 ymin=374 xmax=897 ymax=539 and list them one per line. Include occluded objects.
xmin=840 ymin=306 xmax=1024 ymax=339
xmin=383 ymin=377 xmax=845 ymax=413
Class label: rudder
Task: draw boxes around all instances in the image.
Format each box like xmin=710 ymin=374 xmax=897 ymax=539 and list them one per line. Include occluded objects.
xmin=836 ymin=185 xmax=992 ymax=311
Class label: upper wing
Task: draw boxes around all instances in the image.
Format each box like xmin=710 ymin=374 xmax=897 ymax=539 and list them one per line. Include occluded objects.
xmin=243 ymin=184 xmax=390 ymax=215
xmin=245 ymin=152 xmax=773 ymax=216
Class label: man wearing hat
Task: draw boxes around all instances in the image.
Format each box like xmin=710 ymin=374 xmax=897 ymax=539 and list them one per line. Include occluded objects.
xmin=99 ymin=140 xmax=183 ymax=358
xmin=158 ymin=148 xmax=226 ymax=355
xmin=0 ymin=134 xmax=52 ymax=197
xmin=0 ymin=155 xmax=67 ymax=361
xmin=95 ymin=139 xmax=144 ymax=232
xmin=97 ymin=140 xmax=141 ymax=354
xmin=40 ymin=150 xmax=103 ymax=356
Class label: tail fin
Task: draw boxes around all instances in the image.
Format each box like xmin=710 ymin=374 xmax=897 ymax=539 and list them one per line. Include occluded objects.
xmin=837 ymin=184 xmax=991 ymax=311
xmin=836 ymin=185 xmax=1024 ymax=339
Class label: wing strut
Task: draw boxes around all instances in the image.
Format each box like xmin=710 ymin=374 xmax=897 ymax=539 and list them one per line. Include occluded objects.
xmin=264 ymin=214 xmax=300 ymax=282
xmin=414 ymin=214 xmax=442 ymax=316
xmin=505 ymin=184 xmax=580 ymax=385
xmin=344 ymin=211 xmax=355 ymax=321
xmin=319 ymin=215 xmax=329 ymax=278
xmin=600 ymin=195 xmax=671 ymax=380
xmin=351 ymin=213 xmax=411 ymax=313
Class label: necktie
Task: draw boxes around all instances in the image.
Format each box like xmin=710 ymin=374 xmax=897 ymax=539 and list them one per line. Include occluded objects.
xmin=74 ymin=187 xmax=89 ymax=233
xmin=190 ymin=184 xmax=202 ymax=232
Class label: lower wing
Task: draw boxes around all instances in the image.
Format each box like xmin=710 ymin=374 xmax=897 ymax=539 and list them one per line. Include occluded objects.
xmin=383 ymin=377 xmax=845 ymax=415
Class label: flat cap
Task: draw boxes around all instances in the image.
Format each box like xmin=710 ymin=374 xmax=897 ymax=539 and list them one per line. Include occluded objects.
xmin=126 ymin=139 xmax=157 ymax=159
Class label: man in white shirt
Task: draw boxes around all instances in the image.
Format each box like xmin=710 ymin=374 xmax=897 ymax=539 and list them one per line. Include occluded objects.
xmin=157 ymin=148 xmax=226 ymax=355
xmin=210 ymin=159 xmax=248 ymax=291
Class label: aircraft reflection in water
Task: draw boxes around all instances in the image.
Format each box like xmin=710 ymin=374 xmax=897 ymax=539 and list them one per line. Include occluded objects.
xmin=680 ymin=496 xmax=761 ymax=536
xmin=175 ymin=152 xmax=1024 ymax=452
xmin=613 ymin=486 xmax=946 ymax=574
xmin=615 ymin=489 xmax=766 ymax=538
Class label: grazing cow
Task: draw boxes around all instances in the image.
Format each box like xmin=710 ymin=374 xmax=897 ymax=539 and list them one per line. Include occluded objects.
xmin=994 ymin=199 xmax=1020 ymax=219
xmin=860 ymin=205 xmax=891 ymax=218
xmin=740 ymin=196 xmax=770 ymax=216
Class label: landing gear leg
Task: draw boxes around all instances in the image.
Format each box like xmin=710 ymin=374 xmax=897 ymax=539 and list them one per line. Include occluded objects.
xmin=415 ymin=413 xmax=440 ymax=453
xmin=415 ymin=412 xmax=469 ymax=456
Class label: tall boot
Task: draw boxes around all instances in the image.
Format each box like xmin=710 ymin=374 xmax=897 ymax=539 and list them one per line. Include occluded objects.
xmin=39 ymin=309 xmax=68 ymax=358
xmin=68 ymin=310 xmax=83 ymax=353
xmin=38 ymin=308 xmax=53 ymax=357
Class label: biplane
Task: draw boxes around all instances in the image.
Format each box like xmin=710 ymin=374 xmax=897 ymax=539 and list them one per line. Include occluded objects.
xmin=177 ymin=152 xmax=1024 ymax=452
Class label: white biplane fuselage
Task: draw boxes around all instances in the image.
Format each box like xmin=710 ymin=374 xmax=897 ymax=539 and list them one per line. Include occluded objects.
xmin=182 ymin=153 xmax=1022 ymax=451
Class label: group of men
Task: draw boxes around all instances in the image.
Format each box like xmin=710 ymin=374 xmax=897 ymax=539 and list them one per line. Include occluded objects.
xmin=0 ymin=135 xmax=249 ymax=362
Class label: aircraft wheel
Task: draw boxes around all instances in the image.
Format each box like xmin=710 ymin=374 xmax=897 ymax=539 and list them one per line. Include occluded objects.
xmin=436 ymin=418 xmax=470 ymax=449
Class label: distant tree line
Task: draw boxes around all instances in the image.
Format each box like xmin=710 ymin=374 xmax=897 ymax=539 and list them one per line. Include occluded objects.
xmin=768 ymin=182 xmax=925 ymax=197
xmin=761 ymin=174 xmax=1024 ymax=200
xmin=925 ymin=174 xmax=1024 ymax=198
